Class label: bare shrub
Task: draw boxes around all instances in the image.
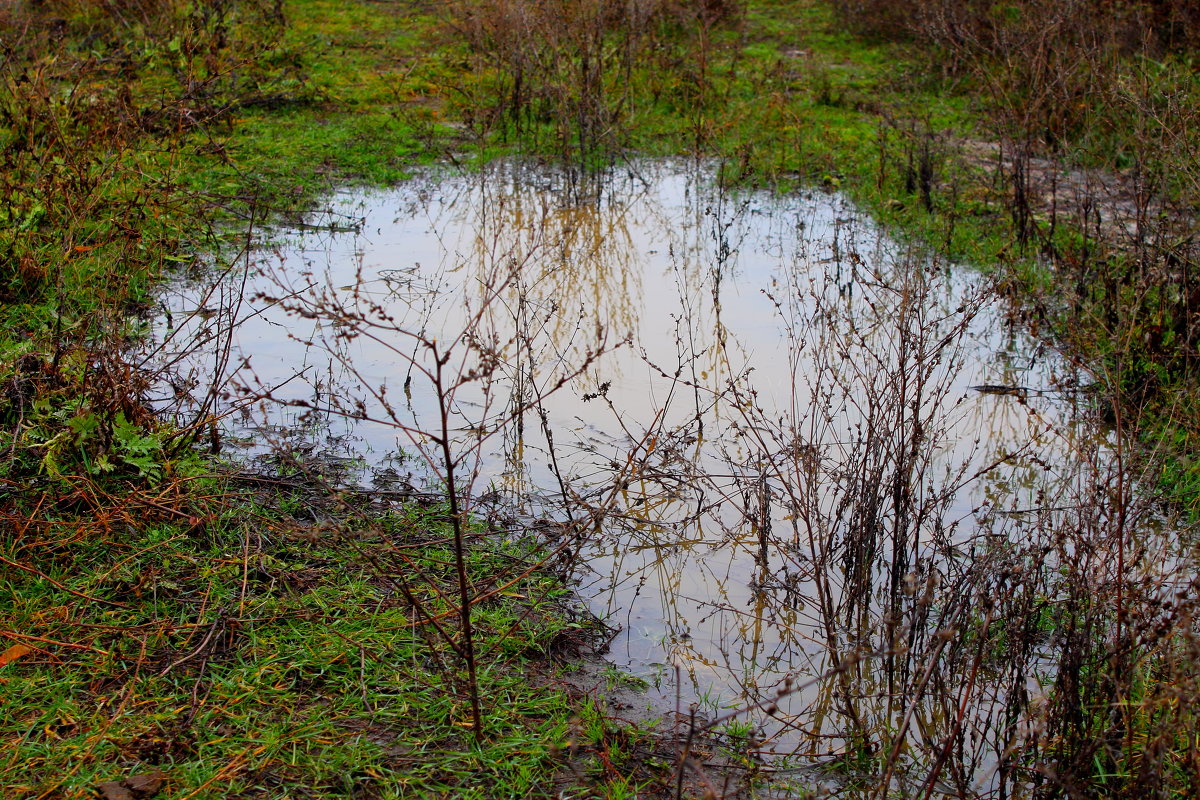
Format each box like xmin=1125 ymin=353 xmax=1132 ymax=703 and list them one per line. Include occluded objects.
xmin=440 ymin=0 xmax=744 ymax=163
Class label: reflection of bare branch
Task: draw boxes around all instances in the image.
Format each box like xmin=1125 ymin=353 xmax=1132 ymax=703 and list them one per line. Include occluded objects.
xmin=144 ymin=161 xmax=1190 ymax=794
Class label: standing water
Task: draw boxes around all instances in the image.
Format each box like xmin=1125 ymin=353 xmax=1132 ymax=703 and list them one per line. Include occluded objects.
xmin=148 ymin=160 xmax=1145 ymax=795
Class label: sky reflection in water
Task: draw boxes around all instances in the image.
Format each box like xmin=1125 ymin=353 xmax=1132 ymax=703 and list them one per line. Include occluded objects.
xmin=151 ymin=159 xmax=1105 ymax=781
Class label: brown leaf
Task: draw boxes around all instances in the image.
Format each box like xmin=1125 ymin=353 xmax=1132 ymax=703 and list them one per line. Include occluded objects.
xmin=96 ymin=782 xmax=134 ymax=800
xmin=95 ymin=770 xmax=166 ymax=800
xmin=0 ymin=644 xmax=32 ymax=667
xmin=125 ymin=771 xmax=165 ymax=796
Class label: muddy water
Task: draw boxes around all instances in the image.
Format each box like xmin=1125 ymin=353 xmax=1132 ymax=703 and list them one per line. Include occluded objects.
xmin=150 ymin=160 xmax=1108 ymax=790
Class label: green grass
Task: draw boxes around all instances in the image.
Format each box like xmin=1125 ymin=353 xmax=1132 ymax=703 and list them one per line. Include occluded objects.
xmin=1 ymin=480 xmax=653 ymax=798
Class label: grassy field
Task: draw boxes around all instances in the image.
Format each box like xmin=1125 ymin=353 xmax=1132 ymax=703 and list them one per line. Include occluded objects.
xmin=3 ymin=0 xmax=1200 ymax=797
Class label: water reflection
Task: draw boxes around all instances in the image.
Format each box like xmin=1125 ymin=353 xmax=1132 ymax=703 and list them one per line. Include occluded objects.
xmin=149 ymin=159 xmax=1125 ymax=795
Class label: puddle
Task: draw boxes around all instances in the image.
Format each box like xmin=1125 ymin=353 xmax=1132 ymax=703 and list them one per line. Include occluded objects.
xmin=148 ymin=159 xmax=1135 ymax=794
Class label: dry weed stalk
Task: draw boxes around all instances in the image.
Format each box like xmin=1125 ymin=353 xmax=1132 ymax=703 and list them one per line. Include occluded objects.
xmin=237 ymin=213 xmax=617 ymax=739
xmin=441 ymin=0 xmax=744 ymax=163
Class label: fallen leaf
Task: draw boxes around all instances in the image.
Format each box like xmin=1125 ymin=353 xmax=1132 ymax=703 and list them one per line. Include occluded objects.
xmin=0 ymin=644 xmax=32 ymax=667
xmin=95 ymin=769 xmax=166 ymax=800
xmin=125 ymin=771 xmax=165 ymax=795
xmin=96 ymin=782 xmax=134 ymax=800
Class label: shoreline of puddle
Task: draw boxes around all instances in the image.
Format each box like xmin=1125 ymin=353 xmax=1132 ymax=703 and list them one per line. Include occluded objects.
xmin=147 ymin=157 xmax=1112 ymax=789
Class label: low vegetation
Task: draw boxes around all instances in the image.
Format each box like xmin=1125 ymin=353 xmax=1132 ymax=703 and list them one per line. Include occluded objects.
xmin=831 ymin=0 xmax=1200 ymax=499
xmin=2 ymin=0 xmax=1199 ymax=797
xmin=2 ymin=473 xmax=630 ymax=797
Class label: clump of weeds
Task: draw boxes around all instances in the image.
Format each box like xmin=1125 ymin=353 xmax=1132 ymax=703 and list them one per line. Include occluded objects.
xmin=438 ymin=0 xmax=746 ymax=166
